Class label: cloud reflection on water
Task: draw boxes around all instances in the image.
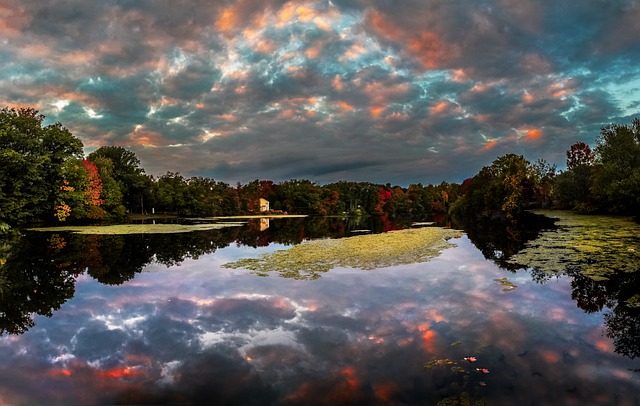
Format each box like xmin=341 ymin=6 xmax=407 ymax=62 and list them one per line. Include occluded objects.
xmin=0 ymin=237 xmax=638 ymax=405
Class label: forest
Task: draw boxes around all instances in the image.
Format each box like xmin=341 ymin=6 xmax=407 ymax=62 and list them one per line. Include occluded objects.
xmin=1 ymin=106 xmax=639 ymax=233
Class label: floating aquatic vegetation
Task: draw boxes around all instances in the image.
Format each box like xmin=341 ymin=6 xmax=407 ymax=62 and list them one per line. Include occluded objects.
xmin=425 ymin=358 xmax=456 ymax=369
xmin=626 ymin=294 xmax=640 ymax=308
xmin=223 ymin=227 xmax=462 ymax=279
xmin=494 ymin=277 xmax=517 ymax=291
xmin=27 ymin=222 xmax=245 ymax=235
xmin=426 ymin=349 xmax=491 ymax=405
xmin=508 ymin=210 xmax=640 ymax=281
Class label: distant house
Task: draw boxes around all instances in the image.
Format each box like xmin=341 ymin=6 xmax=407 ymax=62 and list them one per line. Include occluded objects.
xmin=259 ymin=198 xmax=270 ymax=212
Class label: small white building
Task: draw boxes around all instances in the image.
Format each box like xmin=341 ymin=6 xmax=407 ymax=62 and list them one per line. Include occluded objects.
xmin=259 ymin=198 xmax=270 ymax=212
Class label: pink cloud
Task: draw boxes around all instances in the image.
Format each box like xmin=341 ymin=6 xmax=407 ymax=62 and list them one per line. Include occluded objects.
xmin=366 ymin=10 xmax=458 ymax=70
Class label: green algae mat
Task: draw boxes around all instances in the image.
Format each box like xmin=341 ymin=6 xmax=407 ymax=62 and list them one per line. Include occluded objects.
xmin=508 ymin=210 xmax=639 ymax=281
xmin=224 ymin=226 xmax=463 ymax=279
xmin=28 ymin=222 xmax=244 ymax=235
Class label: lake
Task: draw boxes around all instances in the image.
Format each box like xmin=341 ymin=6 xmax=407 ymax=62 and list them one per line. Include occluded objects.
xmin=0 ymin=213 xmax=638 ymax=405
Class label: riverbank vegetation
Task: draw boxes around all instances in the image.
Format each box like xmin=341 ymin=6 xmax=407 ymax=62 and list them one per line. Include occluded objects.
xmin=1 ymin=106 xmax=638 ymax=233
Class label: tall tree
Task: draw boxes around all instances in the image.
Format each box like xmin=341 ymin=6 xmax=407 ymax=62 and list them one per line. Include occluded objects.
xmin=0 ymin=107 xmax=83 ymax=228
xmin=91 ymin=156 xmax=126 ymax=219
xmin=553 ymin=142 xmax=595 ymax=212
xmin=592 ymin=118 xmax=640 ymax=214
xmin=87 ymin=146 xmax=147 ymax=214
xmin=450 ymin=154 xmax=538 ymax=221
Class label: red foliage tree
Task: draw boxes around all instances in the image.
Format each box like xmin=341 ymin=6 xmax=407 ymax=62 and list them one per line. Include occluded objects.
xmin=375 ymin=188 xmax=393 ymax=215
xmin=82 ymin=160 xmax=104 ymax=219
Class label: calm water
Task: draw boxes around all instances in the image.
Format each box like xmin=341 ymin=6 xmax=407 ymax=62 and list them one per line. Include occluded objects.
xmin=0 ymin=216 xmax=638 ymax=405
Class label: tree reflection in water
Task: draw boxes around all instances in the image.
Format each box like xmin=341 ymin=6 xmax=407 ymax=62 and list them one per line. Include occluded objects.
xmin=0 ymin=215 xmax=406 ymax=335
xmin=460 ymin=212 xmax=640 ymax=360
xmin=1 ymin=214 xmax=639 ymax=361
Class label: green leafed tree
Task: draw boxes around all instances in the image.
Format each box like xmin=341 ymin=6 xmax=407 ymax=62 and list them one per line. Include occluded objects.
xmin=450 ymin=154 xmax=539 ymax=221
xmin=87 ymin=146 xmax=148 ymax=214
xmin=552 ymin=141 xmax=596 ymax=212
xmin=0 ymin=107 xmax=83 ymax=228
xmin=91 ymin=156 xmax=126 ymax=220
xmin=591 ymin=118 xmax=640 ymax=214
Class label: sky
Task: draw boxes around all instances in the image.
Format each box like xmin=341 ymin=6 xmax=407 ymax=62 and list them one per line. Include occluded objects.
xmin=2 ymin=0 xmax=640 ymax=185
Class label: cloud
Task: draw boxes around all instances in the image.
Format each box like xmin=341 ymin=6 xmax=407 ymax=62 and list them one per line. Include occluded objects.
xmin=1 ymin=0 xmax=639 ymax=184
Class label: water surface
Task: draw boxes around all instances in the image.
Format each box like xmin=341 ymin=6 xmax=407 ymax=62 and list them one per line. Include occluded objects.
xmin=0 ymin=216 xmax=638 ymax=405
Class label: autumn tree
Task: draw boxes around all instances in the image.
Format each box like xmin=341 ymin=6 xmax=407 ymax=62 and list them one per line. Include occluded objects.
xmin=53 ymin=159 xmax=107 ymax=221
xmin=87 ymin=146 xmax=148 ymax=214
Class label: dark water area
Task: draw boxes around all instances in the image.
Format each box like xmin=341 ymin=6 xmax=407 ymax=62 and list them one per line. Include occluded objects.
xmin=0 ymin=214 xmax=639 ymax=405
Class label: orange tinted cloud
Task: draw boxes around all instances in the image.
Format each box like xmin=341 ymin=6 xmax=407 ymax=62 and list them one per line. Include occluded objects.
xmin=18 ymin=43 xmax=51 ymax=59
xmin=305 ymin=46 xmax=321 ymax=59
xmin=279 ymin=109 xmax=296 ymax=119
xmin=219 ymin=113 xmax=237 ymax=121
xmin=98 ymin=366 xmax=144 ymax=379
xmin=0 ymin=4 xmax=30 ymax=37
xmin=524 ymin=128 xmax=543 ymax=141
xmin=341 ymin=44 xmax=367 ymax=60
xmin=370 ymin=106 xmax=385 ymax=118
xmin=483 ymin=140 xmax=497 ymax=151
xmin=367 ymin=10 xmax=404 ymax=42
xmin=296 ymin=6 xmax=315 ymax=22
xmin=216 ymin=7 xmax=238 ymax=33
xmin=451 ymin=69 xmax=468 ymax=82
xmin=332 ymin=75 xmax=344 ymax=91
xmin=313 ymin=16 xmax=332 ymax=31
xmin=335 ymin=101 xmax=355 ymax=111
xmin=407 ymin=31 xmax=456 ymax=69
xmin=523 ymin=91 xmax=534 ymax=103
xmin=48 ymin=368 xmax=72 ymax=377
xmin=128 ymin=125 xmax=165 ymax=146
xmin=60 ymin=50 xmax=96 ymax=65
xmin=539 ymin=349 xmax=560 ymax=364
xmin=549 ymin=80 xmax=574 ymax=99
xmin=363 ymin=81 xmax=411 ymax=110
xmin=278 ymin=2 xmax=296 ymax=24
xmin=367 ymin=10 xmax=456 ymax=70
xmin=430 ymin=101 xmax=450 ymax=115
xmin=243 ymin=14 xmax=268 ymax=40
xmin=256 ymin=40 xmax=277 ymax=54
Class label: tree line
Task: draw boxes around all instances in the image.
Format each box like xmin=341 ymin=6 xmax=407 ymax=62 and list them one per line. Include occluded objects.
xmin=450 ymin=118 xmax=639 ymax=223
xmin=1 ymin=107 xmax=638 ymax=232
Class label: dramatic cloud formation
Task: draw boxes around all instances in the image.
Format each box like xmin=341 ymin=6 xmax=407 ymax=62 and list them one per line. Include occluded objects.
xmin=2 ymin=0 xmax=639 ymax=184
